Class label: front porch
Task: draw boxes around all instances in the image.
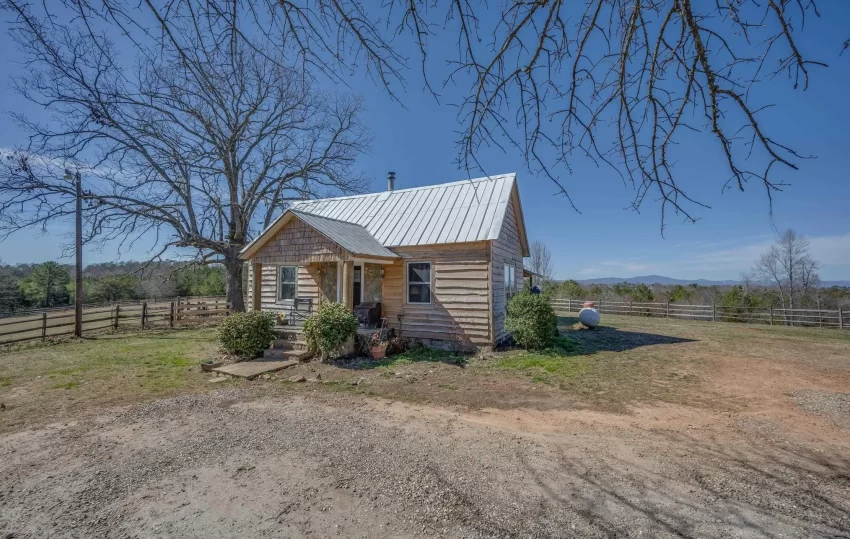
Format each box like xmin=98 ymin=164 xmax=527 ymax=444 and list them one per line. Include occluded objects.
xmin=240 ymin=207 xmax=401 ymax=328
xmin=248 ymin=259 xmax=392 ymax=327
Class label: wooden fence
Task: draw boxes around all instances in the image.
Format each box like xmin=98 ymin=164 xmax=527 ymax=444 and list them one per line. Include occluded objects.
xmin=551 ymin=298 xmax=847 ymax=330
xmin=0 ymin=296 xmax=230 ymax=345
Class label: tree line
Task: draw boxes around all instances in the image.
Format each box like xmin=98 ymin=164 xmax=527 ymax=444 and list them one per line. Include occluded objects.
xmin=548 ymin=280 xmax=850 ymax=312
xmin=531 ymin=230 xmax=850 ymax=313
xmin=0 ymin=261 xmax=225 ymax=313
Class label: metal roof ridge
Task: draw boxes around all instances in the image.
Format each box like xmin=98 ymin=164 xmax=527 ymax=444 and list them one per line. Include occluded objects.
xmin=291 ymin=173 xmax=516 ymax=205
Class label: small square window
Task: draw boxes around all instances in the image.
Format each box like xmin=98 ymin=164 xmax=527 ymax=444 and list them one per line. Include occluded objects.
xmin=407 ymin=262 xmax=431 ymax=304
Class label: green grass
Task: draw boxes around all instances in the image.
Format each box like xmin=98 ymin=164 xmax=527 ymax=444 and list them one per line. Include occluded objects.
xmin=496 ymin=337 xmax=588 ymax=383
xmin=0 ymin=328 xmax=224 ymax=430
xmin=365 ymin=345 xmax=469 ymax=369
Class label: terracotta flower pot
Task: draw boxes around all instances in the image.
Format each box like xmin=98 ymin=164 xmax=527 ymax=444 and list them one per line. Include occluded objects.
xmin=370 ymin=344 xmax=388 ymax=360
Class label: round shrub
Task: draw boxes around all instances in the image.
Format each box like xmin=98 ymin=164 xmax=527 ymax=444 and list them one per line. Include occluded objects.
xmin=217 ymin=310 xmax=275 ymax=357
xmin=302 ymin=301 xmax=358 ymax=359
xmin=505 ymin=292 xmax=558 ymax=350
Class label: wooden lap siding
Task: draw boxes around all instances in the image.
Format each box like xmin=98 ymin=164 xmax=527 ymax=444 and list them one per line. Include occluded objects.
xmin=491 ymin=199 xmax=524 ymax=343
xmin=382 ymin=242 xmax=492 ymax=348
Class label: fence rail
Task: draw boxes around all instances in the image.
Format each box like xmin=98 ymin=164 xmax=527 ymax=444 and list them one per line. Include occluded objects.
xmin=551 ymin=298 xmax=847 ymax=330
xmin=0 ymin=296 xmax=230 ymax=345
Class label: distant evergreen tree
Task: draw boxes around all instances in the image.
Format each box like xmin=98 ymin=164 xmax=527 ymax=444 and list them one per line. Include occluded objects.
xmin=20 ymin=262 xmax=71 ymax=308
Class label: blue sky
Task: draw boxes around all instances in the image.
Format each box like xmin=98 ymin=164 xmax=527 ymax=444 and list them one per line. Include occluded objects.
xmin=1 ymin=4 xmax=849 ymax=281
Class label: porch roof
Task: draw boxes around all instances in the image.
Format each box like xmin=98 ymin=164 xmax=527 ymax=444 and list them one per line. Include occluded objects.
xmin=240 ymin=209 xmax=399 ymax=261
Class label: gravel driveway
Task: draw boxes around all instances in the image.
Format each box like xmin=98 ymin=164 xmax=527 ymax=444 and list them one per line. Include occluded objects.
xmin=2 ymin=388 xmax=848 ymax=538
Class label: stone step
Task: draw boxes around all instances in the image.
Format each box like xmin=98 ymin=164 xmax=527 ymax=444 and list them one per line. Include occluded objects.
xmin=272 ymin=339 xmax=309 ymax=350
xmin=263 ymin=348 xmax=312 ymax=361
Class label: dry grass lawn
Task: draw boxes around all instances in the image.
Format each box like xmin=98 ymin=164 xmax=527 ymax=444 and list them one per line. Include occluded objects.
xmin=2 ymin=314 xmax=849 ymax=431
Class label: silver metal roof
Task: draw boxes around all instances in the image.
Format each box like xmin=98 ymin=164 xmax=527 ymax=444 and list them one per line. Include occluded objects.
xmin=290 ymin=210 xmax=399 ymax=259
xmin=289 ymin=173 xmax=517 ymax=247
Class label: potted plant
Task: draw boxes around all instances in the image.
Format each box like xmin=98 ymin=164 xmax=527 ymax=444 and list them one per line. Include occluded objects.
xmin=369 ymin=328 xmax=389 ymax=360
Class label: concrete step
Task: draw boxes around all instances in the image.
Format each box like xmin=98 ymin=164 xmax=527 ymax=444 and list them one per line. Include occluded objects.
xmin=263 ymin=348 xmax=312 ymax=361
xmin=272 ymin=339 xmax=309 ymax=350
xmin=274 ymin=328 xmax=305 ymax=339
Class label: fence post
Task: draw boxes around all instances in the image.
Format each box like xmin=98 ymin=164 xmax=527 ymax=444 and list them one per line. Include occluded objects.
xmin=41 ymin=312 xmax=47 ymax=341
xmin=169 ymin=301 xmax=175 ymax=328
xmin=712 ymin=301 xmax=716 ymax=322
xmin=597 ymin=300 xmax=601 ymax=314
xmin=141 ymin=302 xmax=147 ymax=329
xmin=839 ymin=308 xmax=844 ymax=330
xmin=769 ymin=305 xmax=774 ymax=326
xmin=666 ymin=302 xmax=670 ymax=319
xmin=568 ymin=298 xmax=572 ymax=312
xmin=629 ymin=301 xmax=633 ymax=316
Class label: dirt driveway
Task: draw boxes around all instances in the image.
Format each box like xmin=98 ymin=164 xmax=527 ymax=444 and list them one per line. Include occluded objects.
xmin=2 ymin=385 xmax=849 ymax=538
xmin=2 ymin=316 xmax=850 ymax=537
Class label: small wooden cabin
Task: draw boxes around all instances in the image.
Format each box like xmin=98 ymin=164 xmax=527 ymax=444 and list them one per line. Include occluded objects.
xmin=239 ymin=173 xmax=530 ymax=351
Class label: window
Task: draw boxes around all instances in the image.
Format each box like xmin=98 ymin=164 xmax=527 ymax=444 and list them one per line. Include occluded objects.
xmin=407 ymin=262 xmax=431 ymax=304
xmin=504 ymin=264 xmax=517 ymax=300
xmin=278 ymin=266 xmax=297 ymax=301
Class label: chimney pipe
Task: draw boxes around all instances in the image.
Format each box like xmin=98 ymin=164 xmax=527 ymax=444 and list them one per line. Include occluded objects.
xmin=387 ymin=171 xmax=396 ymax=191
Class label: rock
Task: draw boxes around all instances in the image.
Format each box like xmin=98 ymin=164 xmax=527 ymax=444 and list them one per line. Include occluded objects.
xmin=208 ymin=378 xmax=228 ymax=384
xmin=1 ymin=402 xmax=5 ymax=410
xmin=288 ymin=375 xmax=307 ymax=383
xmin=259 ymin=374 xmax=271 ymax=380
xmin=404 ymin=375 xmax=417 ymax=384
xmin=315 ymin=373 xmax=322 ymax=380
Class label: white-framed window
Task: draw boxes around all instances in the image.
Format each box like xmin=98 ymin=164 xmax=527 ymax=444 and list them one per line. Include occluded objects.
xmin=504 ymin=263 xmax=518 ymax=301
xmin=278 ymin=266 xmax=298 ymax=301
xmin=407 ymin=262 xmax=432 ymax=304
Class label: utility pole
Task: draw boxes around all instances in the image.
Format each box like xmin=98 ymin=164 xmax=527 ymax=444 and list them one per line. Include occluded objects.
xmin=66 ymin=169 xmax=83 ymax=338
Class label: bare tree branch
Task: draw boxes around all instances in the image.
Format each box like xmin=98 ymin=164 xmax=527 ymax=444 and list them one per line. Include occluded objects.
xmin=0 ymin=0 xmax=371 ymax=310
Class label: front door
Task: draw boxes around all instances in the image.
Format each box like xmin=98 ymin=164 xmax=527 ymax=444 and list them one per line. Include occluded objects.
xmin=353 ymin=265 xmax=362 ymax=307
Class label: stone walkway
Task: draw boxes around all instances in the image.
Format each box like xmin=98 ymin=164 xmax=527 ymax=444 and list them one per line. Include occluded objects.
xmin=212 ymin=358 xmax=299 ymax=379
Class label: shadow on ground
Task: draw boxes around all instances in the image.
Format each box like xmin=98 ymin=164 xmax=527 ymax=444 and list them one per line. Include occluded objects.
xmin=557 ymin=316 xmax=696 ymax=355
xmin=521 ymin=428 xmax=850 ymax=537
xmin=331 ymin=345 xmax=469 ymax=371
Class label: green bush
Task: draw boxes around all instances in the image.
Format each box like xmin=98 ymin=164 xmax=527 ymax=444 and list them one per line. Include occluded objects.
xmin=302 ymin=302 xmax=358 ymax=358
xmin=505 ymin=292 xmax=558 ymax=350
xmin=217 ymin=311 xmax=275 ymax=357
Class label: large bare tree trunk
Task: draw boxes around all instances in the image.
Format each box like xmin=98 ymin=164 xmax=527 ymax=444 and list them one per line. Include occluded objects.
xmin=224 ymin=255 xmax=245 ymax=313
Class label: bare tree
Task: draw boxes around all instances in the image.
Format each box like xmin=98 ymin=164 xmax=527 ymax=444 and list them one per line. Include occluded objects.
xmin=527 ymin=241 xmax=554 ymax=287
xmin=754 ymin=229 xmax=820 ymax=320
xmin=0 ymin=3 xmax=370 ymax=311
xmin=4 ymin=0 xmax=832 ymax=231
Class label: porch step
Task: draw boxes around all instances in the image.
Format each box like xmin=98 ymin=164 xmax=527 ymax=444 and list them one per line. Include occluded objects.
xmin=273 ymin=339 xmax=309 ymax=351
xmin=263 ymin=348 xmax=312 ymax=361
xmin=274 ymin=328 xmax=305 ymax=340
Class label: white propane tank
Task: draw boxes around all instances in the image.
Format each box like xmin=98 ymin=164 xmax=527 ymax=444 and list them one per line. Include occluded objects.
xmin=578 ymin=302 xmax=601 ymax=329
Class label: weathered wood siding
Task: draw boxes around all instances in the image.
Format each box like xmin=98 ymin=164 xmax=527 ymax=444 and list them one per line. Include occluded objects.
xmin=381 ymin=242 xmax=492 ymax=349
xmin=253 ymin=217 xmax=349 ymax=265
xmin=491 ymin=198 xmax=524 ymax=343
xmin=247 ymin=263 xmax=321 ymax=315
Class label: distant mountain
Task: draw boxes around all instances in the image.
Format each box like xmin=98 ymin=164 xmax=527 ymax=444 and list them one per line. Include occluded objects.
xmin=573 ymin=275 xmax=850 ymax=287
